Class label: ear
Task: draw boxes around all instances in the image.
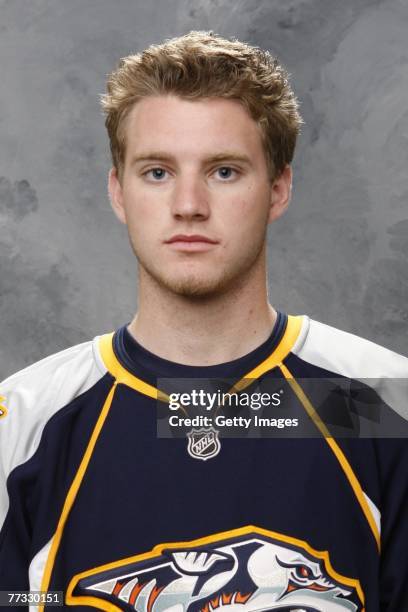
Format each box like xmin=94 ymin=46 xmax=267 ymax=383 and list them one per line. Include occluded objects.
xmin=268 ymin=164 xmax=292 ymax=224
xmin=108 ymin=167 xmax=127 ymax=224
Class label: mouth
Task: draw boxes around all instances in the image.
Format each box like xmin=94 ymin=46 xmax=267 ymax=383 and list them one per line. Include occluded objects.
xmin=164 ymin=234 xmax=219 ymax=252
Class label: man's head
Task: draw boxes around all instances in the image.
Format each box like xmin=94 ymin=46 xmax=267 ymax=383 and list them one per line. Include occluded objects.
xmin=101 ymin=31 xmax=302 ymax=184
xmin=101 ymin=31 xmax=302 ymax=299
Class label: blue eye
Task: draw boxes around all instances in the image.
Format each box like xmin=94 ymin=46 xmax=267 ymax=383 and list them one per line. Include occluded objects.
xmin=216 ymin=167 xmax=234 ymax=179
xmin=146 ymin=168 xmax=167 ymax=180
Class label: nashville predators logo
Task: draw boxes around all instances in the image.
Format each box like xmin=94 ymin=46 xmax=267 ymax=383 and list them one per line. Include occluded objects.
xmin=0 ymin=395 xmax=7 ymax=419
xmin=66 ymin=525 xmax=364 ymax=611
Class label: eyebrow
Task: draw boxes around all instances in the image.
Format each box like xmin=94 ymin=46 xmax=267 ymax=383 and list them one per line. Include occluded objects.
xmin=129 ymin=151 xmax=253 ymax=166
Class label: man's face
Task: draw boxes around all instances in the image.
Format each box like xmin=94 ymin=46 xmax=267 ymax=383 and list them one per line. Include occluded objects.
xmin=109 ymin=95 xmax=291 ymax=298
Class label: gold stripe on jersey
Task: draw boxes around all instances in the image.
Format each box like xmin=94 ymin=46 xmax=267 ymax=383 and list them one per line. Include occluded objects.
xmin=39 ymin=383 xmax=118 ymax=609
xmin=279 ymin=362 xmax=381 ymax=552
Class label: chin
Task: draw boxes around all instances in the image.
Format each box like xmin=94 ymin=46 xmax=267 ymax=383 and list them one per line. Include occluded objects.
xmin=145 ymin=263 xmax=244 ymax=298
xmin=138 ymin=250 xmax=264 ymax=299
xmin=160 ymin=274 xmax=230 ymax=298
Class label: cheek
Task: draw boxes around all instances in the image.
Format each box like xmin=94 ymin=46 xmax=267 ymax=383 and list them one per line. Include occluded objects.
xmin=123 ymin=191 xmax=163 ymax=234
xmin=122 ymin=188 xmax=145 ymax=216
xmin=224 ymin=192 xmax=269 ymax=236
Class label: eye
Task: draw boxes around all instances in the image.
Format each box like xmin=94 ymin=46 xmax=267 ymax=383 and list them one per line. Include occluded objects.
xmin=277 ymin=558 xmax=320 ymax=586
xmin=144 ymin=167 xmax=168 ymax=181
xmin=293 ymin=564 xmax=314 ymax=580
xmin=215 ymin=166 xmax=238 ymax=180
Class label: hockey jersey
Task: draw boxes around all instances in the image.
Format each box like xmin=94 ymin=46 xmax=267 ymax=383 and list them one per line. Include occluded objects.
xmin=0 ymin=312 xmax=408 ymax=611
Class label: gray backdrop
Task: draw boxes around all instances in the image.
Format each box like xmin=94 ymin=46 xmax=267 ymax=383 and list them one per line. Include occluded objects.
xmin=1 ymin=0 xmax=407 ymax=378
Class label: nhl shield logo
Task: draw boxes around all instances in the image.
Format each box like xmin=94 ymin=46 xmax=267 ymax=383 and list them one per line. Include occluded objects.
xmin=187 ymin=427 xmax=221 ymax=461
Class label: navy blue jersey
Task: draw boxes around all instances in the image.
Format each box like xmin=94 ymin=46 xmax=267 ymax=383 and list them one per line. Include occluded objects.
xmin=0 ymin=313 xmax=407 ymax=611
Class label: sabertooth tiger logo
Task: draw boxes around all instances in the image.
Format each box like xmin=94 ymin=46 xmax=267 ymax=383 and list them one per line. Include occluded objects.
xmin=66 ymin=526 xmax=364 ymax=611
xmin=187 ymin=427 xmax=221 ymax=461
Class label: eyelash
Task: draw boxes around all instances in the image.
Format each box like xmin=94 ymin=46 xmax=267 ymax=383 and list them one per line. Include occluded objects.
xmin=142 ymin=166 xmax=240 ymax=181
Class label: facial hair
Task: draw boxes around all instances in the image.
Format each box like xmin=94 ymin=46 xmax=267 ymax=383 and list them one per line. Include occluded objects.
xmin=129 ymin=225 xmax=268 ymax=300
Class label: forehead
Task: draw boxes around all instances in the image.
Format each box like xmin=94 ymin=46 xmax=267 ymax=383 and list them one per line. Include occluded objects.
xmin=122 ymin=95 xmax=265 ymax=161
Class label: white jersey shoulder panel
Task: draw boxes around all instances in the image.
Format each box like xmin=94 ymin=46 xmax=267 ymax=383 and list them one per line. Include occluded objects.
xmin=292 ymin=316 xmax=408 ymax=418
xmin=0 ymin=337 xmax=107 ymax=530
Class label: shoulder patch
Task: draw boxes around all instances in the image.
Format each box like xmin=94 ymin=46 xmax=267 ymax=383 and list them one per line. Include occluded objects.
xmin=0 ymin=394 xmax=7 ymax=418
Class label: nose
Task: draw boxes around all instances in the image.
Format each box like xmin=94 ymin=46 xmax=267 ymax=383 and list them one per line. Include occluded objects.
xmin=170 ymin=174 xmax=210 ymax=221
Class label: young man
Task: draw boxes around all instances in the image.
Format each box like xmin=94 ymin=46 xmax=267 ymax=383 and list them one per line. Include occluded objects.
xmin=0 ymin=31 xmax=407 ymax=611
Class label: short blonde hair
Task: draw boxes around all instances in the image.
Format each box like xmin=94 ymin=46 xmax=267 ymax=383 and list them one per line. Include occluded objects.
xmin=100 ymin=31 xmax=303 ymax=181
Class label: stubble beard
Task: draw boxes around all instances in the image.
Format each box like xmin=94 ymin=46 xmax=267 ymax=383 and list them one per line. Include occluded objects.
xmin=130 ymin=230 xmax=268 ymax=300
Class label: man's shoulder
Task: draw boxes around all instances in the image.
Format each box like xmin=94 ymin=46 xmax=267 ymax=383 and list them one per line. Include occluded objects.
xmin=289 ymin=315 xmax=408 ymax=431
xmin=2 ymin=336 xmax=105 ymax=387
xmin=0 ymin=335 xmax=108 ymax=419
xmin=292 ymin=315 xmax=408 ymax=379
xmin=0 ymin=335 xmax=111 ymax=479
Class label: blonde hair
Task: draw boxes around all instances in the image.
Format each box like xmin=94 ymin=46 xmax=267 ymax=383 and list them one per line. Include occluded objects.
xmin=100 ymin=31 xmax=303 ymax=181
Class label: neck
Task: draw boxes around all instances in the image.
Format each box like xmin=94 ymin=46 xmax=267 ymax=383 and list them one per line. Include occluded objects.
xmin=127 ymin=259 xmax=277 ymax=367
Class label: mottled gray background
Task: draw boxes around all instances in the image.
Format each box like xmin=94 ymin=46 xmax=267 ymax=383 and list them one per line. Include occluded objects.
xmin=1 ymin=0 xmax=407 ymax=378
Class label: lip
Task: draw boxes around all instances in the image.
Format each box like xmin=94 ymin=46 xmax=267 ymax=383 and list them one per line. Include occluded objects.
xmin=165 ymin=234 xmax=218 ymax=244
xmin=164 ymin=234 xmax=219 ymax=252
